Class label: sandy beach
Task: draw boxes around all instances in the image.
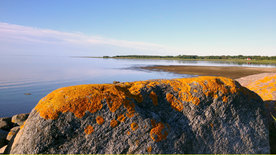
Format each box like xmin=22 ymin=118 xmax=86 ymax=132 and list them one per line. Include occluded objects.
xmin=141 ymin=65 xmax=276 ymax=79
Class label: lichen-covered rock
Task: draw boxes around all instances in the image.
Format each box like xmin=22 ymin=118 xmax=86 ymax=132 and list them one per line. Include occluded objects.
xmin=236 ymin=73 xmax=276 ymax=153
xmin=0 ymin=117 xmax=13 ymax=131
xmin=236 ymin=73 xmax=276 ymax=124
xmin=236 ymin=73 xmax=276 ymax=100
xmin=237 ymin=73 xmax=276 ymax=124
xmin=11 ymin=113 xmax=29 ymax=126
xmin=6 ymin=126 xmax=20 ymax=141
xmin=9 ymin=76 xmax=269 ymax=154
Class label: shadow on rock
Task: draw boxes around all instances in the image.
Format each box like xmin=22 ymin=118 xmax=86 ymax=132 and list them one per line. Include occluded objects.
xmin=264 ymin=100 xmax=276 ymax=154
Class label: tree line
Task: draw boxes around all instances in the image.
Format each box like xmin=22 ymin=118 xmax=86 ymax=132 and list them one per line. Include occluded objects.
xmin=105 ymin=55 xmax=276 ymax=60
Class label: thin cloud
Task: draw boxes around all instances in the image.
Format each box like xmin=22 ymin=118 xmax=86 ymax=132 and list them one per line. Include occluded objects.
xmin=1 ymin=22 xmax=275 ymax=56
xmin=0 ymin=22 xmax=177 ymax=54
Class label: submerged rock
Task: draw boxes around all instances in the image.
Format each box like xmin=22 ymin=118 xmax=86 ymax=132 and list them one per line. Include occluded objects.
xmin=9 ymin=76 xmax=269 ymax=154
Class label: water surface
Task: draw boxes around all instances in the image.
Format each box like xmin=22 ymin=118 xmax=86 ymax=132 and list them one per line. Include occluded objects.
xmin=0 ymin=56 xmax=275 ymax=117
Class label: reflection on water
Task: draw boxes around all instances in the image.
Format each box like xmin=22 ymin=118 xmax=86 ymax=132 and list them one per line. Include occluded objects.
xmin=0 ymin=56 xmax=275 ymax=117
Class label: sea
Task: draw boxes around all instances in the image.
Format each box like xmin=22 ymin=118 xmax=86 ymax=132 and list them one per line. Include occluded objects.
xmin=0 ymin=55 xmax=275 ymax=117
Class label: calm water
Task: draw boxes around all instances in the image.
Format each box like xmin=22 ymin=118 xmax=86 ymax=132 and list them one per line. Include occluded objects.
xmin=0 ymin=55 xmax=275 ymax=117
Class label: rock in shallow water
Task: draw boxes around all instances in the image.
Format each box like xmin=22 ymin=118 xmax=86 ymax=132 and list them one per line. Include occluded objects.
xmin=8 ymin=76 xmax=270 ymax=154
xmin=6 ymin=126 xmax=20 ymax=141
xmin=11 ymin=113 xmax=29 ymax=126
xmin=0 ymin=145 xmax=7 ymax=154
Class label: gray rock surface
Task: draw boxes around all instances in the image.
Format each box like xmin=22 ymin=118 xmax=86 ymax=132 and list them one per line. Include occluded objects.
xmin=236 ymin=73 xmax=276 ymax=153
xmin=0 ymin=130 xmax=8 ymax=148
xmin=8 ymin=77 xmax=270 ymax=154
xmin=0 ymin=117 xmax=13 ymax=131
xmin=11 ymin=113 xmax=29 ymax=126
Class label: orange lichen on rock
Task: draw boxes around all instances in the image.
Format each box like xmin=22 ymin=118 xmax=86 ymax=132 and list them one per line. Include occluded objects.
xmin=127 ymin=131 xmax=131 ymax=135
xmin=150 ymin=121 xmax=169 ymax=142
xmin=35 ymin=76 xmax=239 ymax=120
xmin=35 ymin=84 xmax=108 ymax=119
xmin=166 ymin=93 xmax=183 ymax=111
xmin=110 ymin=120 xmax=118 ymax=128
xmin=149 ymin=91 xmax=158 ymax=106
xmin=96 ymin=116 xmax=105 ymax=125
xmin=35 ymin=82 xmax=143 ymax=120
xmin=84 ymin=125 xmax=94 ymax=135
xmin=214 ymin=94 xmax=218 ymax=99
xmin=222 ymin=96 xmax=228 ymax=103
xmin=246 ymin=75 xmax=276 ymax=101
xmin=124 ymin=100 xmax=136 ymax=118
xmin=122 ymin=81 xmax=145 ymax=103
xmin=210 ymin=123 xmax=214 ymax=128
xmin=147 ymin=146 xmax=152 ymax=153
xmin=131 ymin=122 xmax=139 ymax=131
xmin=164 ymin=76 xmax=238 ymax=110
xmin=117 ymin=114 xmax=126 ymax=122
xmin=8 ymin=132 xmax=15 ymax=136
xmin=20 ymin=121 xmax=26 ymax=129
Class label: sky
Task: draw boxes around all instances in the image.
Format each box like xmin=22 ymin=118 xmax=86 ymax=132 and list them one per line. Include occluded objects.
xmin=0 ymin=0 xmax=275 ymax=56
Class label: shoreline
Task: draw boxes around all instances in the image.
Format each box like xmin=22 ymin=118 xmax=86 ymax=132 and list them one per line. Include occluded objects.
xmin=141 ymin=65 xmax=276 ymax=79
xmin=77 ymin=56 xmax=276 ymax=65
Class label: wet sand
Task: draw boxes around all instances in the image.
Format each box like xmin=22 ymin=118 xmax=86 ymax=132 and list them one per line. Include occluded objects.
xmin=141 ymin=65 xmax=276 ymax=79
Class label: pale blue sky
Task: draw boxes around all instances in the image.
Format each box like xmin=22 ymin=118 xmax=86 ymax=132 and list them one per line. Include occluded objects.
xmin=0 ymin=0 xmax=275 ymax=56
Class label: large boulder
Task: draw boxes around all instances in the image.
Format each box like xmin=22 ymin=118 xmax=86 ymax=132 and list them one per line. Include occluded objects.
xmin=8 ymin=76 xmax=269 ymax=154
xmin=236 ymin=73 xmax=276 ymax=153
xmin=236 ymin=73 xmax=276 ymax=101
xmin=236 ymin=73 xmax=276 ymax=125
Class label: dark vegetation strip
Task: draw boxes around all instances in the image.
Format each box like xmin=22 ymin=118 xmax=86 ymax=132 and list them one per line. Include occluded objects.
xmin=101 ymin=55 xmax=276 ymax=65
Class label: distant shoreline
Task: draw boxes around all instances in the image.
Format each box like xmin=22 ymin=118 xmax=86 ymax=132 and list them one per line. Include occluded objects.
xmin=141 ymin=65 xmax=276 ymax=79
xmin=78 ymin=55 xmax=276 ymax=65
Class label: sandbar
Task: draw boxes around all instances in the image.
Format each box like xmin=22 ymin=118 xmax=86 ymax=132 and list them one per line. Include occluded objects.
xmin=141 ymin=65 xmax=276 ymax=79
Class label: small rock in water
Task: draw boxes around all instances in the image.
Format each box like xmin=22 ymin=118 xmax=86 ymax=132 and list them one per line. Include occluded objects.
xmin=6 ymin=126 xmax=20 ymax=141
xmin=0 ymin=145 xmax=7 ymax=154
xmin=11 ymin=113 xmax=29 ymax=126
xmin=24 ymin=93 xmax=32 ymax=95
xmin=113 ymin=81 xmax=120 ymax=84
